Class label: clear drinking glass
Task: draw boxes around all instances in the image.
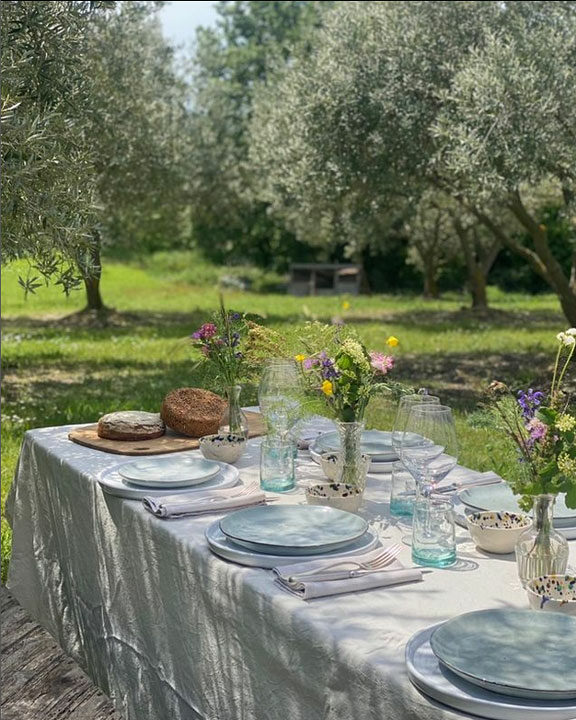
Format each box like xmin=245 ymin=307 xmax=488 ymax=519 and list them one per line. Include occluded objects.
xmin=258 ymin=359 xmax=303 ymax=438
xmin=259 ymin=437 xmax=295 ymax=492
xmin=399 ymin=404 xmax=458 ymax=496
xmin=390 ymin=462 xmax=417 ymax=518
xmin=392 ymin=393 xmax=440 ymax=456
xmin=412 ymin=497 xmax=457 ymax=567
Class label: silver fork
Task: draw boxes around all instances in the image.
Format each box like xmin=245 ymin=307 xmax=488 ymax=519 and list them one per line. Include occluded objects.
xmin=287 ymin=544 xmax=402 ymax=583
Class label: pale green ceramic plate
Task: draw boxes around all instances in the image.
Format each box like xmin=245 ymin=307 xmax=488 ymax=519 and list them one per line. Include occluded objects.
xmin=459 ymin=484 xmax=576 ymax=526
xmin=312 ymin=429 xmax=425 ymax=461
xmin=430 ymin=609 xmax=576 ymax=700
xmin=118 ymin=456 xmax=220 ymax=488
xmin=219 ymin=505 xmax=368 ymax=555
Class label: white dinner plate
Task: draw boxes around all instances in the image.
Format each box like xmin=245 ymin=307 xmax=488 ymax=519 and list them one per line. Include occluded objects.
xmin=118 ymin=456 xmax=220 ymax=488
xmin=310 ymin=430 xmax=401 ymax=461
xmin=430 ymin=609 xmax=576 ymax=700
xmin=406 ymin=624 xmax=576 ymax=720
xmin=98 ymin=460 xmax=239 ymax=499
xmin=219 ymin=505 xmax=368 ymax=555
xmin=206 ymin=521 xmax=379 ymax=568
xmin=459 ymin=485 xmax=576 ymax=526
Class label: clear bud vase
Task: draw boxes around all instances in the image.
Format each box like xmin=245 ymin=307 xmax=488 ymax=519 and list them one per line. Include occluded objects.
xmin=515 ymin=494 xmax=569 ymax=587
xmin=219 ymin=385 xmax=249 ymax=439
xmin=336 ymin=420 xmax=367 ymax=492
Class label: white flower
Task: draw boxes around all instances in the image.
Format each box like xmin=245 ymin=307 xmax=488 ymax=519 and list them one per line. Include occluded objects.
xmin=565 ymin=328 xmax=576 ymax=336
xmin=557 ymin=332 xmax=575 ymax=346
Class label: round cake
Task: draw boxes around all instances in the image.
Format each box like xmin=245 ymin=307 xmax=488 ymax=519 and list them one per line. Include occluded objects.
xmin=161 ymin=388 xmax=226 ymax=437
xmin=97 ymin=411 xmax=165 ymax=441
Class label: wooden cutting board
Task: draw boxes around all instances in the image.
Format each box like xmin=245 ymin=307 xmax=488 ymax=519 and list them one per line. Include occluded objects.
xmin=68 ymin=411 xmax=266 ymax=456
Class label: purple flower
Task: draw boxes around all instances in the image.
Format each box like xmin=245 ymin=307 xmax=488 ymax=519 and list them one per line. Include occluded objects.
xmin=517 ymin=388 xmax=545 ymax=421
xmin=303 ymin=357 xmax=317 ymax=370
xmin=321 ymin=357 xmax=340 ymax=380
xmin=235 ymin=352 xmax=243 ymax=359
xmin=230 ymin=312 xmax=241 ymax=321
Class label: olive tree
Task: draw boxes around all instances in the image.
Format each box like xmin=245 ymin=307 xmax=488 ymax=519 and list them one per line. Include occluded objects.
xmin=1 ymin=1 xmax=104 ymax=294
xmin=1 ymin=1 xmax=189 ymax=310
xmin=251 ymin=1 xmax=576 ymax=320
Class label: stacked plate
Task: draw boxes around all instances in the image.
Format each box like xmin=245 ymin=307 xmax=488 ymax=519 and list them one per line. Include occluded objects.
xmin=406 ymin=609 xmax=576 ymax=719
xmin=455 ymin=483 xmax=576 ymax=540
xmin=206 ymin=504 xmax=378 ymax=568
xmin=97 ymin=456 xmax=240 ymax=499
xmin=309 ymin=429 xmax=424 ymax=474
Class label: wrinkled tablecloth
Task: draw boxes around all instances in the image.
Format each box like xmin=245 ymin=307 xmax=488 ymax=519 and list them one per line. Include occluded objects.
xmin=7 ymin=423 xmax=575 ymax=720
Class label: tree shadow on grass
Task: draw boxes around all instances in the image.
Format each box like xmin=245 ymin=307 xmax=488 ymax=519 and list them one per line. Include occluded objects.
xmin=2 ymin=304 xmax=565 ymax=343
xmin=3 ymin=351 xmax=571 ymax=430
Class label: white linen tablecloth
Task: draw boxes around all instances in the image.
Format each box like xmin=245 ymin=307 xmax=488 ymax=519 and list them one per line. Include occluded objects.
xmin=7 ymin=424 xmax=575 ymax=720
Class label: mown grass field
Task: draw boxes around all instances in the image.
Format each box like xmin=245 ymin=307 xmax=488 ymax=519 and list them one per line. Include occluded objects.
xmin=1 ymin=253 xmax=570 ymax=579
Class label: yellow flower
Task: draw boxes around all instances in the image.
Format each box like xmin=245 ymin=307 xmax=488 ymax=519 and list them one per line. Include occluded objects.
xmin=557 ymin=414 xmax=576 ymax=432
xmin=341 ymin=301 xmax=350 ymax=311
xmin=294 ymin=354 xmax=306 ymax=363
xmin=321 ymin=380 xmax=333 ymax=396
xmin=386 ymin=335 xmax=399 ymax=347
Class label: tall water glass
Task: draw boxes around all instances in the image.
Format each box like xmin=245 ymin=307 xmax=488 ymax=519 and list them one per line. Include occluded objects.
xmin=258 ymin=359 xmax=303 ymax=438
xmin=390 ymin=462 xmax=417 ymax=518
xmin=260 ymin=437 xmax=295 ymax=492
xmin=412 ymin=497 xmax=456 ymax=567
xmin=399 ymin=404 xmax=458 ymax=496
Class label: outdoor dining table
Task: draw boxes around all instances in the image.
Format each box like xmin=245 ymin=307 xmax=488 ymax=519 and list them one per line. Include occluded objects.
xmin=7 ymin=422 xmax=576 ymax=720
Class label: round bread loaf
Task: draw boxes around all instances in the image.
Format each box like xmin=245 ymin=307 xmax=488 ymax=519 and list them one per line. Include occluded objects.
xmin=97 ymin=411 xmax=165 ymax=440
xmin=161 ymin=388 xmax=226 ymax=437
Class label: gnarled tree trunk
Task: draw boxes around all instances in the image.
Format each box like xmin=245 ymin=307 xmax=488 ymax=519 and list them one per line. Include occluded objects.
xmin=474 ymin=191 xmax=576 ymax=326
xmin=81 ymin=233 xmax=106 ymax=312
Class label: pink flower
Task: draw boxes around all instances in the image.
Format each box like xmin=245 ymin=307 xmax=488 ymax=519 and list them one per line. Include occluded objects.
xmin=303 ymin=357 xmax=317 ymax=370
xmin=191 ymin=322 xmax=218 ymax=341
xmin=526 ymin=418 xmax=547 ymax=442
xmin=370 ymin=351 xmax=395 ymax=375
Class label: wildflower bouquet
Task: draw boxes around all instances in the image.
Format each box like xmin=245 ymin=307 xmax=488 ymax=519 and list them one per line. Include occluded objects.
xmin=191 ymin=300 xmax=281 ymax=386
xmin=295 ymin=322 xmax=402 ymax=422
xmin=481 ymin=329 xmax=576 ymax=509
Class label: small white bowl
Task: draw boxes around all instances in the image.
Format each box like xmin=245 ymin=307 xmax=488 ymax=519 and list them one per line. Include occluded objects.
xmin=526 ymin=575 xmax=576 ymax=615
xmin=305 ymin=482 xmax=363 ymax=513
xmin=466 ymin=510 xmax=532 ymax=554
xmin=319 ymin=451 xmax=370 ymax=482
xmin=199 ymin=433 xmax=246 ymax=463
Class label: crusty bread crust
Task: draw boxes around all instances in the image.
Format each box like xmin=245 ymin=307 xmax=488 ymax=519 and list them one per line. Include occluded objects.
xmin=161 ymin=388 xmax=226 ymax=437
xmin=97 ymin=411 xmax=165 ymax=440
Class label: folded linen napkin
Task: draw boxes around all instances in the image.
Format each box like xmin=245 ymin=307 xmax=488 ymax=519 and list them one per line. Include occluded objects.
xmin=143 ymin=483 xmax=266 ymax=519
xmin=273 ymin=548 xmax=423 ymax=600
xmin=436 ymin=468 xmax=502 ymax=493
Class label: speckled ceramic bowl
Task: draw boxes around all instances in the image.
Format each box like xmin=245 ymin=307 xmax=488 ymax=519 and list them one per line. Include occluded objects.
xmin=526 ymin=575 xmax=576 ymax=615
xmin=199 ymin=433 xmax=246 ymax=463
xmin=319 ymin=451 xmax=370 ymax=482
xmin=466 ymin=510 xmax=532 ymax=554
xmin=305 ymin=482 xmax=363 ymax=513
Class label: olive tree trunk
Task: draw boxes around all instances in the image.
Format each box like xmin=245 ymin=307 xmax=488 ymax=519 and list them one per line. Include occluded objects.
xmin=474 ymin=192 xmax=576 ymax=326
xmin=81 ymin=234 xmax=106 ymax=312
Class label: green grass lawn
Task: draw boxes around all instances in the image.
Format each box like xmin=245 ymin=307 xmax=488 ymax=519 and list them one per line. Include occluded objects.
xmin=1 ymin=255 xmax=570 ymax=579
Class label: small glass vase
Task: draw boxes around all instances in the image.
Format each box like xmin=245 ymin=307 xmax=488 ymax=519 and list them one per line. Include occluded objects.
xmin=219 ymin=384 xmax=249 ymax=439
xmin=515 ymin=494 xmax=569 ymax=587
xmin=336 ymin=420 xmax=367 ymax=492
